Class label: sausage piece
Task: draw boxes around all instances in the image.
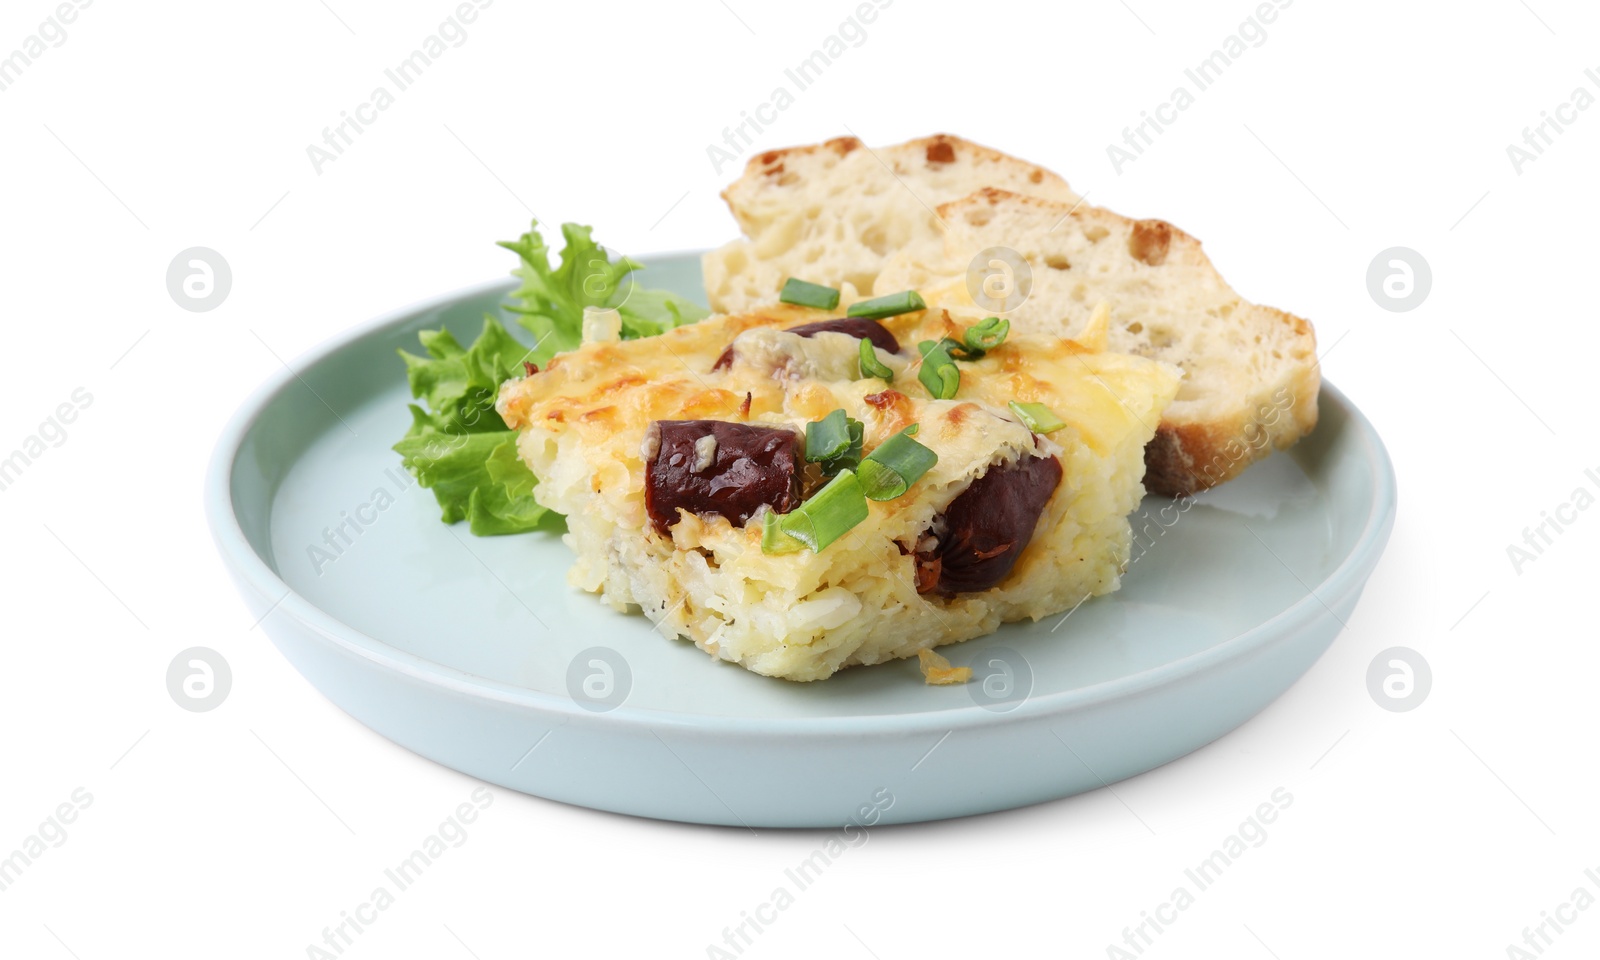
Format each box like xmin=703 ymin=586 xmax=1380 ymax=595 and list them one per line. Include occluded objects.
xmin=644 ymin=421 xmax=802 ymax=535
xmin=916 ymin=453 xmax=1063 ymax=595
xmin=713 ymin=317 xmax=900 ymax=371
xmin=783 ymin=317 xmax=901 ymax=354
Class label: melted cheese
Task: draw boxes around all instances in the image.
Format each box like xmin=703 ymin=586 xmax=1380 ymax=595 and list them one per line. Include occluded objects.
xmin=497 ymin=301 xmax=1180 ymax=681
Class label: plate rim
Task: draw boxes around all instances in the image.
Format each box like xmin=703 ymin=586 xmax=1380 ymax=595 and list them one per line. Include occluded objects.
xmin=206 ymin=268 xmax=1398 ymax=736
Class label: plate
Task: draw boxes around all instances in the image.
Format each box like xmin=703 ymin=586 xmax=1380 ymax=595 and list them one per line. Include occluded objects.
xmin=206 ymin=254 xmax=1396 ymax=827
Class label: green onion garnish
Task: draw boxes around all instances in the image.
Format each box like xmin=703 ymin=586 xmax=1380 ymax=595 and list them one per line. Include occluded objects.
xmin=761 ymin=510 xmax=805 ymax=555
xmin=779 ymin=278 xmax=841 ymax=310
xmin=1008 ymin=401 xmax=1067 ymax=434
xmin=858 ymin=425 xmax=938 ymax=501
xmin=805 ymin=409 xmax=864 ymax=475
xmin=763 ymin=470 xmax=869 ymax=554
xmin=805 ymin=409 xmax=852 ymax=461
xmin=858 ymin=337 xmax=894 ymax=381
xmin=958 ymin=316 xmax=1010 ymax=358
xmin=846 ymin=289 xmax=926 ymax=320
xmin=917 ymin=339 xmax=960 ymax=400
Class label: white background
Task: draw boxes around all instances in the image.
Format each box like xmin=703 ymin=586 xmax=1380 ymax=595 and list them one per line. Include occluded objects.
xmin=3 ymin=0 xmax=1597 ymax=957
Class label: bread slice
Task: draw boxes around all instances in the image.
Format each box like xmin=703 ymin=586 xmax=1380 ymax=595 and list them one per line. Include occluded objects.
xmin=702 ymin=134 xmax=1079 ymax=314
xmin=704 ymin=132 xmax=1319 ymax=496
xmin=875 ymin=188 xmax=1319 ymax=495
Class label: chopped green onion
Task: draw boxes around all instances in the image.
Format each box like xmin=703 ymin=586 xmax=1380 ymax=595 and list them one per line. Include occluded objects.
xmin=858 ymin=426 xmax=939 ymax=501
xmin=1008 ymin=401 xmax=1067 ymax=434
xmin=805 ymin=410 xmax=852 ymax=461
xmin=958 ymin=316 xmax=1010 ymax=358
xmin=846 ymin=289 xmax=926 ymax=320
xmin=917 ymin=339 xmax=960 ymax=400
xmin=779 ymin=278 xmax=841 ymax=310
xmin=858 ymin=336 xmax=894 ymax=380
xmin=805 ymin=410 xmax=864 ymax=475
xmin=765 ymin=470 xmax=869 ymax=553
xmin=761 ymin=510 xmax=805 ymax=555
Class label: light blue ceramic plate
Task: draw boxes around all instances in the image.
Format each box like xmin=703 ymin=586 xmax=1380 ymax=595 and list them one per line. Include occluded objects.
xmin=206 ymin=254 xmax=1396 ymax=827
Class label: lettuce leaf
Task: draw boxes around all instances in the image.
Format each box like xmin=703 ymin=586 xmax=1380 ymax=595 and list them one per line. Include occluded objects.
xmin=398 ymin=317 xmax=527 ymax=436
xmin=498 ymin=219 xmax=708 ymax=364
xmin=617 ymin=286 xmax=713 ymax=339
xmin=395 ymin=219 xmax=708 ymax=536
xmin=393 ymin=314 xmax=550 ymax=535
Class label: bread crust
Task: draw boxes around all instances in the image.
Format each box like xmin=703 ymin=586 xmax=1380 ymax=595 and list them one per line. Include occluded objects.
xmin=720 ymin=134 xmax=1071 ymax=230
xmin=708 ymin=135 xmax=1078 ymax=315
xmin=710 ymin=138 xmax=1319 ymax=496
xmin=722 ymin=135 xmax=865 ymax=206
xmin=933 ymin=188 xmax=1320 ymax=497
xmin=1140 ymin=304 xmax=1318 ymax=496
xmin=726 ymin=133 xmax=1063 ymax=189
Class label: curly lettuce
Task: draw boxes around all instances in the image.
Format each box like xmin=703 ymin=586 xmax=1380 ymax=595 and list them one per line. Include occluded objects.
xmin=394 ymin=219 xmax=708 ymax=535
xmin=498 ymin=220 xmax=708 ymax=363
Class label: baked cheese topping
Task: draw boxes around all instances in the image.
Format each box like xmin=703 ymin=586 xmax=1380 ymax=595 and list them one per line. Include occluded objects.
xmin=496 ymin=299 xmax=1180 ymax=681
